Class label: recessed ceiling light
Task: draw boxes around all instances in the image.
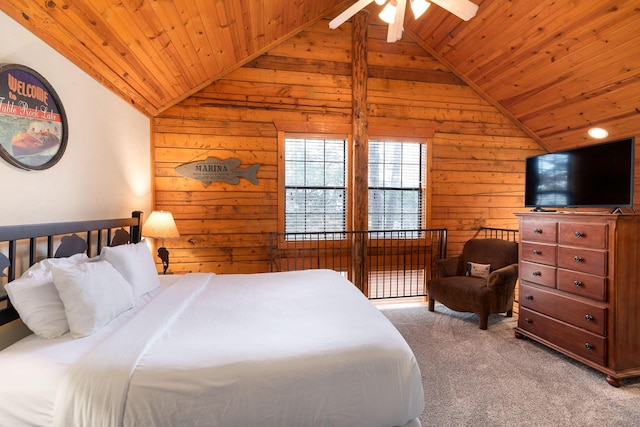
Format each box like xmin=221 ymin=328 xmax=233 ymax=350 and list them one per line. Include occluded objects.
xmin=588 ymin=127 xmax=609 ymax=139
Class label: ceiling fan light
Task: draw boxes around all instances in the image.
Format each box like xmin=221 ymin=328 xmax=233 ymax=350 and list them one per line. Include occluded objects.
xmin=411 ymin=0 xmax=430 ymax=19
xmin=379 ymin=2 xmax=397 ymax=24
xmin=374 ymin=0 xmax=386 ymax=5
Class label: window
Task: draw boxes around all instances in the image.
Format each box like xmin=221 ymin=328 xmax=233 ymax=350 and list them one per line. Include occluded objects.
xmin=368 ymin=141 xmax=425 ymax=232
xmin=283 ymin=136 xmax=425 ymax=236
xmin=284 ymin=137 xmax=347 ymax=233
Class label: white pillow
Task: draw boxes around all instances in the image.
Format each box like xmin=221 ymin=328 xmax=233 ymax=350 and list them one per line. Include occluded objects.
xmin=52 ymin=260 xmax=135 ymax=338
xmin=22 ymin=253 xmax=89 ymax=279
xmin=466 ymin=262 xmax=491 ymax=279
xmin=100 ymin=241 xmax=160 ymax=299
xmin=4 ymin=254 xmax=89 ymax=339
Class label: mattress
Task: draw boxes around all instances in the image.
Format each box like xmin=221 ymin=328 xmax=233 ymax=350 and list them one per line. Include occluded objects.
xmin=0 ymin=270 xmax=424 ymax=427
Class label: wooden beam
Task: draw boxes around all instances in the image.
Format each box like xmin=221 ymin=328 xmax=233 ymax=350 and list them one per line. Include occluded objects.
xmin=351 ymin=10 xmax=369 ymax=293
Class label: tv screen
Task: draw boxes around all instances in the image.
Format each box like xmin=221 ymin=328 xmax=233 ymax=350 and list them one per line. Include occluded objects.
xmin=524 ymin=137 xmax=635 ymax=210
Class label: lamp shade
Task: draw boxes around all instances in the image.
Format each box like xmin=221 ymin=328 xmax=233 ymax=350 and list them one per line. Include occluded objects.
xmin=379 ymin=2 xmax=397 ymax=24
xmin=411 ymin=0 xmax=430 ymax=19
xmin=142 ymin=211 xmax=180 ymax=239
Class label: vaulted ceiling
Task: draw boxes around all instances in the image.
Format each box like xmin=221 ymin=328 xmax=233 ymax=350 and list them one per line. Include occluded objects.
xmin=2 ymin=0 xmax=639 ymax=152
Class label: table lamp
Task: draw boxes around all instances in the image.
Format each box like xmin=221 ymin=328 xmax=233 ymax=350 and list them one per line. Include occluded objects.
xmin=142 ymin=210 xmax=180 ymax=274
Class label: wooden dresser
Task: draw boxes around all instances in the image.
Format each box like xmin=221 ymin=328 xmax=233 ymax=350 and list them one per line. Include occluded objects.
xmin=514 ymin=212 xmax=640 ymax=387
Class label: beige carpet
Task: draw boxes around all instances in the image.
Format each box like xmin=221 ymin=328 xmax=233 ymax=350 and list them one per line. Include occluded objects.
xmin=381 ymin=304 xmax=640 ymax=427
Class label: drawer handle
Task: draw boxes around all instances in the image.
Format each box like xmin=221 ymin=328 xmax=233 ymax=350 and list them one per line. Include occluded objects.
xmin=585 ymin=342 xmax=593 ymax=350
xmin=532 ymin=271 xmax=541 ymax=277
xmin=533 ymin=228 xmax=542 ymax=234
xmin=574 ymin=280 xmax=582 ymax=287
xmin=585 ymin=314 xmax=593 ymax=322
xmin=574 ymin=256 xmax=583 ymax=263
xmin=525 ymin=318 xmax=532 ymax=324
xmin=574 ymin=231 xmax=584 ymax=238
xmin=525 ymin=295 xmax=533 ymax=300
xmin=532 ymin=249 xmax=541 ymax=255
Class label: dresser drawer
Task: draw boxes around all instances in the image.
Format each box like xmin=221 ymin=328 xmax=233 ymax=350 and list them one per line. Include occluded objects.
xmin=521 ymin=241 xmax=557 ymax=265
xmin=521 ymin=219 xmax=557 ymax=244
xmin=558 ymin=222 xmax=607 ymax=249
xmin=557 ymin=269 xmax=607 ymax=301
xmin=519 ymin=307 xmax=606 ymax=366
xmin=520 ymin=261 xmax=556 ymax=288
xmin=519 ymin=283 xmax=606 ymax=335
xmin=558 ymin=246 xmax=607 ymax=276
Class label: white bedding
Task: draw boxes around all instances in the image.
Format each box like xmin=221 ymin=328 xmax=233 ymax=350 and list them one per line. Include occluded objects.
xmin=0 ymin=270 xmax=424 ymax=427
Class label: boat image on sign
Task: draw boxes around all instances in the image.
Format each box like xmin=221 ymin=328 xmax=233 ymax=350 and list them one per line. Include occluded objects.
xmin=11 ymin=127 xmax=60 ymax=157
xmin=175 ymin=157 xmax=259 ymax=186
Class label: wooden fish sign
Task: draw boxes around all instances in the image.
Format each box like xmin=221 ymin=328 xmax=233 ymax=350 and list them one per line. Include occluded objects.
xmin=175 ymin=157 xmax=259 ymax=186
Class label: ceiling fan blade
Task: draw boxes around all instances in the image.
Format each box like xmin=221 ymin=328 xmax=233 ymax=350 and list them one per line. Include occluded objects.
xmin=387 ymin=0 xmax=407 ymax=42
xmin=430 ymin=0 xmax=479 ymax=21
xmin=329 ymin=0 xmax=376 ymax=29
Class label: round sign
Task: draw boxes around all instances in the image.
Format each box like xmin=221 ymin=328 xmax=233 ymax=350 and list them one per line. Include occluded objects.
xmin=0 ymin=64 xmax=68 ymax=171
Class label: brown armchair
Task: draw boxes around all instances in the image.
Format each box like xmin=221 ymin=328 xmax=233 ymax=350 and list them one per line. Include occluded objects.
xmin=427 ymin=238 xmax=519 ymax=329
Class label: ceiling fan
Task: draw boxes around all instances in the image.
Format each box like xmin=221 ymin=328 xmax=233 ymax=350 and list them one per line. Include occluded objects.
xmin=329 ymin=0 xmax=479 ymax=43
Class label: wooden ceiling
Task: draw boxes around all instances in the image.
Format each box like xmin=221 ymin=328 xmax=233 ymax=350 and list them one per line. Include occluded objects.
xmin=2 ymin=0 xmax=639 ymax=152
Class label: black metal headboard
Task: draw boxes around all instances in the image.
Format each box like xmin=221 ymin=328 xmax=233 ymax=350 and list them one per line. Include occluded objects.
xmin=0 ymin=211 xmax=143 ymax=326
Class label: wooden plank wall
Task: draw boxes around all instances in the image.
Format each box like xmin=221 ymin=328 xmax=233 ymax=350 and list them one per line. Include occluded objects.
xmin=152 ymin=18 xmax=542 ymax=274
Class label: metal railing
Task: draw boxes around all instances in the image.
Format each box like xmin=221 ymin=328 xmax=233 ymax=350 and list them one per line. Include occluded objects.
xmin=476 ymin=226 xmax=519 ymax=242
xmin=269 ymin=228 xmax=447 ymax=299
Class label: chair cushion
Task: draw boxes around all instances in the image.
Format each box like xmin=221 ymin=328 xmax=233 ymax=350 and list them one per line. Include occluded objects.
xmin=427 ymin=275 xmax=493 ymax=313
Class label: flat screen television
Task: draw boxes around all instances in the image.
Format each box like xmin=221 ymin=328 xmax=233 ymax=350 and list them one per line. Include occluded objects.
xmin=524 ymin=137 xmax=635 ymax=211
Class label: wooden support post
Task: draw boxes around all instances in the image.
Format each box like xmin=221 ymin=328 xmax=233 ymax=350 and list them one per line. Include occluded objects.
xmin=351 ymin=10 xmax=369 ymax=295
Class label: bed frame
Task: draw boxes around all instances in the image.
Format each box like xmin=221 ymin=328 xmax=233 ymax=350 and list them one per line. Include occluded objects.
xmin=0 ymin=211 xmax=143 ymax=346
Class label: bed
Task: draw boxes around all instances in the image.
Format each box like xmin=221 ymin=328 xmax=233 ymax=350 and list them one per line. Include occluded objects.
xmin=0 ymin=213 xmax=425 ymax=427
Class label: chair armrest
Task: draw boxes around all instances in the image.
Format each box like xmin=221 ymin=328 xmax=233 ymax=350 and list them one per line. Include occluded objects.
xmin=435 ymin=255 xmax=462 ymax=277
xmin=487 ymin=263 xmax=519 ymax=290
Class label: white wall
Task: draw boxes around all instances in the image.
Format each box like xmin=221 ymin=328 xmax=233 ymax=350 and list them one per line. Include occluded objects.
xmin=0 ymin=11 xmax=152 ymax=225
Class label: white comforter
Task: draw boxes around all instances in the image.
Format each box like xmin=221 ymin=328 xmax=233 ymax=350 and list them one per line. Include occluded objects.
xmin=2 ymin=270 xmax=424 ymax=427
